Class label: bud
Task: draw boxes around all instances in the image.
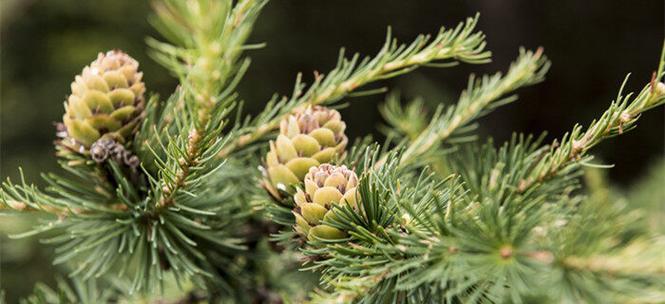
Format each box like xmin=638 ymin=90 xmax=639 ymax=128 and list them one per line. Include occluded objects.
xmin=655 ymin=82 xmax=665 ymax=96
xmin=292 ymin=164 xmax=359 ymax=241
xmin=62 ymin=50 xmax=145 ymax=148
xmin=262 ymin=106 xmax=348 ymax=198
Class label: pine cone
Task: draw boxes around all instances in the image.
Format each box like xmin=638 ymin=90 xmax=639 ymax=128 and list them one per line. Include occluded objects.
xmin=62 ymin=50 xmax=145 ymax=148
xmin=263 ymin=106 xmax=348 ymax=198
xmin=292 ymin=164 xmax=358 ymax=241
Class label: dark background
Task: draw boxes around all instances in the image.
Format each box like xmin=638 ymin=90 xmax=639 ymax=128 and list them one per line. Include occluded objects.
xmin=0 ymin=0 xmax=663 ymax=300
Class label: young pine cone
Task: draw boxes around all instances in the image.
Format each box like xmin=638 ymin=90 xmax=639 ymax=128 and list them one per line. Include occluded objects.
xmin=263 ymin=106 xmax=348 ymax=198
xmin=292 ymin=164 xmax=359 ymax=241
xmin=62 ymin=50 xmax=145 ymax=148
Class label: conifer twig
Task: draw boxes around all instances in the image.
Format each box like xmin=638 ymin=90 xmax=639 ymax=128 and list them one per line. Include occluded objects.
xmin=517 ymin=71 xmax=665 ymax=193
xmin=150 ymin=0 xmax=264 ymax=209
xmin=380 ymin=48 xmax=549 ymax=168
xmin=218 ymin=14 xmax=491 ymax=157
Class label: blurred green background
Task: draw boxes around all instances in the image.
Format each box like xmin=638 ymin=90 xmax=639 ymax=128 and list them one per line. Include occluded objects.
xmin=1 ymin=0 xmax=663 ymax=301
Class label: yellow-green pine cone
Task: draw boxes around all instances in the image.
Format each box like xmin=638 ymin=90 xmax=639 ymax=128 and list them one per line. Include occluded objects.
xmin=63 ymin=50 xmax=146 ymax=148
xmin=292 ymin=164 xmax=359 ymax=241
xmin=263 ymin=106 xmax=348 ymax=198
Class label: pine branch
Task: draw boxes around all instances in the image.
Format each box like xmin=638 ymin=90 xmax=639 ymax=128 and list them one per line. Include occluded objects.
xmin=306 ymin=170 xmax=665 ymax=303
xmin=2 ymin=1 xmax=268 ymax=295
xmin=392 ymin=48 xmax=549 ymax=168
xmin=218 ymin=14 xmax=491 ymax=157
xmin=0 ymin=164 xmax=124 ymax=217
xmin=444 ymin=133 xmax=580 ymax=208
xmin=302 ymin=60 xmax=664 ymax=302
xmin=516 ymin=71 xmax=665 ymax=194
xmin=379 ymin=94 xmax=429 ymax=141
xmin=534 ymin=188 xmax=665 ymax=303
xmin=3 ymin=2 xmax=664 ymax=302
xmin=147 ymin=0 xmax=266 ymax=209
xmin=19 ymin=276 xmax=118 ymax=304
xmin=561 ymin=244 xmax=665 ymax=276
xmin=1 ymin=144 xmax=120 ymax=216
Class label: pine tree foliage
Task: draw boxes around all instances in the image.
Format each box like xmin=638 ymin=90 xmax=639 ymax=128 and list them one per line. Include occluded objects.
xmin=626 ymin=157 xmax=665 ymax=233
xmin=380 ymin=48 xmax=549 ymax=169
xmin=16 ymin=276 xmax=130 ymax=304
xmin=2 ymin=1 xmax=664 ymax=303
